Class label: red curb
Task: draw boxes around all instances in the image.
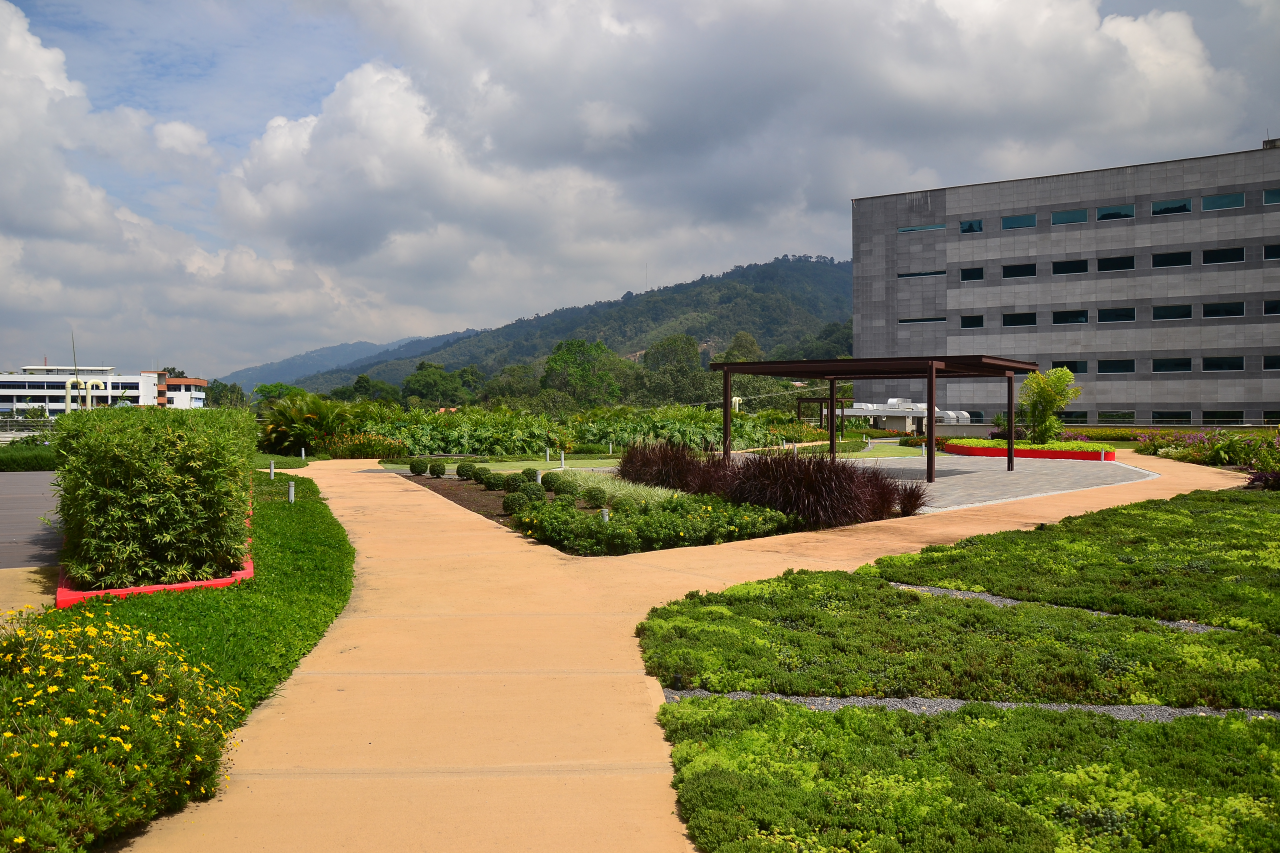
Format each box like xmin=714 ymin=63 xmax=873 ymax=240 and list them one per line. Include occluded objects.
xmin=945 ymin=443 xmax=1116 ymax=462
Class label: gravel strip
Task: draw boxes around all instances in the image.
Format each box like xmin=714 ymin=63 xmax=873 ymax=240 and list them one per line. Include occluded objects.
xmin=887 ymin=581 xmax=1225 ymax=634
xmin=662 ymin=689 xmax=1275 ymax=722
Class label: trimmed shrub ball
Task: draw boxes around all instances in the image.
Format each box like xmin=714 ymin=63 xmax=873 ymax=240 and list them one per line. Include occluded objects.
xmin=428 ymin=460 xmax=446 ymax=478
xmin=554 ymin=493 xmax=577 ymax=508
xmin=609 ymin=496 xmax=637 ymax=515
xmin=484 ymin=473 xmax=505 ymax=491
xmin=582 ymin=486 xmax=607 ymax=508
xmin=540 ymin=471 xmax=562 ymax=492
xmin=504 ymin=473 xmax=526 ymax=492
xmin=455 ymin=461 xmax=477 ymax=480
xmin=519 ymin=482 xmax=547 ymax=502
xmin=502 ymin=493 xmax=529 ymax=514
xmin=521 ymin=467 xmax=539 ymax=483
xmin=409 ymin=458 xmax=430 ymax=476
xmin=473 ymin=466 xmax=492 ymax=482
xmin=551 ymin=477 xmax=578 ymax=497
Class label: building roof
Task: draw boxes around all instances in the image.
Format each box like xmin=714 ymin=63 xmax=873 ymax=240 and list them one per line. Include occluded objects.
xmin=711 ymin=355 xmax=1039 ymax=380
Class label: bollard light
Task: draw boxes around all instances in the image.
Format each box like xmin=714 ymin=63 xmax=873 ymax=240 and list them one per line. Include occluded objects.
xmin=536 ymin=471 xmax=542 ymax=484
xmin=270 ymin=460 xmax=275 ymax=480
xmin=301 ymin=448 xmax=306 ymax=461
xmin=560 ymin=450 xmax=565 ymax=469
xmin=288 ymin=481 xmax=294 ymax=504
xmin=602 ymin=508 xmax=610 ymax=523
xmin=609 ymin=441 xmax=613 ymax=455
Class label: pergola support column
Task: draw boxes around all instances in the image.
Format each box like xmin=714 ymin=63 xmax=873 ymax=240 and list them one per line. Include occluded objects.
xmin=926 ymin=362 xmax=936 ymax=483
xmin=828 ymin=378 xmax=837 ymax=458
xmin=1006 ymin=372 xmax=1015 ymax=472
xmin=722 ymin=369 xmax=732 ymax=461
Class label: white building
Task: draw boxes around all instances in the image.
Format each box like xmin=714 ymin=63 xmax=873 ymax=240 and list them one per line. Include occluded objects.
xmin=0 ymin=367 xmax=206 ymax=415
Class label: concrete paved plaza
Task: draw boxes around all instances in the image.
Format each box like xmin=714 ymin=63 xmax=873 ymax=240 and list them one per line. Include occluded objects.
xmin=0 ymin=471 xmax=60 ymax=612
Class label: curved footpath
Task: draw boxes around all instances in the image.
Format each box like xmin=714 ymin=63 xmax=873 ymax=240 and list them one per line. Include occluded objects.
xmin=125 ymin=452 xmax=1245 ymax=852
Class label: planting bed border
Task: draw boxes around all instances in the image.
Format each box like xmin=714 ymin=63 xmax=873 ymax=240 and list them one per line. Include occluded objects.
xmin=946 ymin=442 xmax=1114 ymax=461
xmin=55 ymin=559 xmax=255 ymax=608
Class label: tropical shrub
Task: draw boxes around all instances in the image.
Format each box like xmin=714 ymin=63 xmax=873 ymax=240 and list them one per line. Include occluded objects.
xmin=610 ymin=496 xmax=637 ymax=514
xmin=428 ymin=460 xmax=446 ymax=478
xmin=409 ymin=458 xmax=430 ymax=475
xmin=455 ymin=461 xmax=477 ymax=480
xmin=53 ymin=408 xmax=255 ymax=589
xmin=1018 ymin=367 xmax=1082 ymax=445
xmin=310 ymin=432 xmax=408 ymax=459
xmin=519 ymin=482 xmax=547 ymax=502
xmin=1135 ymin=429 xmax=1279 ymax=470
xmin=582 ymin=486 xmax=608 ymax=508
xmin=360 ymin=407 xmax=564 ymax=456
xmin=503 ymin=473 xmax=525 ymax=492
xmin=502 ymin=493 xmax=529 ymax=515
xmin=616 ymin=442 xmax=734 ymax=495
xmin=552 ymin=470 xmax=674 ymax=507
xmin=258 ymin=393 xmax=351 ymax=455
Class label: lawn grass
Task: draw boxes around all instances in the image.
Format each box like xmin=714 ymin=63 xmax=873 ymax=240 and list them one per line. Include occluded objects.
xmin=1 ymin=471 xmax=354 ymax=848
xmin=637 ymin=570 xmax=1280 ymax=709
xmin=660 ymin=696 xmax=1280 ymax=852
xmin=252 ymin=452 xmax=308 ymax=470
xmin=0 ymin=445 xmax=57 ymax=471
xmin=871 ymin=489 xmax=1280 ymax=632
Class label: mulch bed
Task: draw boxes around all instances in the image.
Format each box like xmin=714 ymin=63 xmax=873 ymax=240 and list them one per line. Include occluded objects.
xmin=401 ymin=474 xmax=580 ymax=525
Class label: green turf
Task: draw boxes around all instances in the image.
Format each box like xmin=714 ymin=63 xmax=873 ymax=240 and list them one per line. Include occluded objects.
xmin=253 ymin=452 xmax=308 ymax=469
xmin=660 ymin=697 xmax=1280 ymax=852
xmin=637 ymin=570 xmax=1280 ymax=709
xmin=871 ymin=489 xmax=1280 ymax=632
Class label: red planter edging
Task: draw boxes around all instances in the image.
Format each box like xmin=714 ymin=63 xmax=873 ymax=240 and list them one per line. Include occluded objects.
xmin=945 ymin=443 xmax=1115 ymax=462
xmin=56 ymin=559 xmax=254 ymax=609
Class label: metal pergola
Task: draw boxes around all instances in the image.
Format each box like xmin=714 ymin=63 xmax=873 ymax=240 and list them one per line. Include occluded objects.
xmin=712 ymin=355 xmax=1041 ymax=483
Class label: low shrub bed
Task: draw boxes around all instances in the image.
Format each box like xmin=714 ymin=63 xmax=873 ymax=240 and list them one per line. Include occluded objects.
xmin=0 ymin=445 xmax=57 ymax=472
xmin=516 ymin=494 xmax=795 ymax=556
xmin=252 ymin=452 xmax=308 ymax=470
xmin=1 ymin=471 xmax=354 ymax=849
xmin=873 ymin=489 xmax=1280 ymax=632
xmin=54 ymin=408 xmax=257 ymax=590
xmin=1135 ymin=429 xmax=1279 ymax=470
xmin=311 ymin=431 xmax=408 ymax=459
xmin=637 ymin=570 xmax=1280 ymax=708
xmin=660 ymin=697 xmax=1280 ymax=852
xmin=946 ymin=438 xmax=1115 ymax=452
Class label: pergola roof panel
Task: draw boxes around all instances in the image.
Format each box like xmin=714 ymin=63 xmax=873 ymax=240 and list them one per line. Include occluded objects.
xmin=711 ymin=355 xmax=1039 ymax=380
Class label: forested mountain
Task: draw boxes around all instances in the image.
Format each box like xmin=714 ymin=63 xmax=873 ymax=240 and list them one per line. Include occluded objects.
xmin=294 ymin=255 xmax=851 ymax=393
xmin=218 ymin=339 xmax=411 ymax=389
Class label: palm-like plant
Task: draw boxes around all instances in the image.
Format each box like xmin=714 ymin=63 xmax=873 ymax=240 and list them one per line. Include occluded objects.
xmin=260 ymin=393 xmax=352 ymax=455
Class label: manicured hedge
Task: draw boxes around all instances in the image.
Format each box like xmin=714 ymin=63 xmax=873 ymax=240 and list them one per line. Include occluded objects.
xmin=53 ymin=408 xmax=257 ymax=590
xmin=947 ymin=438 xmax=1115 ymax=452
xmin=0 ymin=445 xmax=57 ymax=472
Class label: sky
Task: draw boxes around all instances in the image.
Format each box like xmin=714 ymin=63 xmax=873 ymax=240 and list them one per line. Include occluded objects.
xmin=1 ymin=0 xmax=1277 ymax=378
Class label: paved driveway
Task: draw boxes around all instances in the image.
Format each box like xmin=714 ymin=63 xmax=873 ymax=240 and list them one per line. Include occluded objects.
xmin=0 ymin=471 xmax=59 ymax=569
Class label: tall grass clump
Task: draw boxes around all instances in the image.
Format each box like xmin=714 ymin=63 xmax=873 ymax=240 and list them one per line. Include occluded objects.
xmin=53 ymin=408 xmax=257 ymax=590
xmin=617 ymin=442 xmax=927 ymax=527
xmin=0 ymin=444 xmax=58 ymax=471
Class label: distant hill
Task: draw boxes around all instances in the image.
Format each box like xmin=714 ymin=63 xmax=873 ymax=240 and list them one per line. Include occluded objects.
xmin=290 ymin=330 xmax=481 ymax=393
xmin=293 ymin=256 xmax=851 ymax=392
xmin=219 ymin=332 xmax=469 ymax=390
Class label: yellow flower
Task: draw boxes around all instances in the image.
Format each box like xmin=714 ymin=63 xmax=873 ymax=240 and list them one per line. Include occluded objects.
xmin=13 ymin=836 xmax=24 ymax=844
xmin=48 ymin=729 xmax=58 ymax=737
xmin=65 ymin=769 xmax=75 ymax=779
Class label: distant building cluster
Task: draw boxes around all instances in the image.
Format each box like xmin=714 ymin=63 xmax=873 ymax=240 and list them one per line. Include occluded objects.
xmin=0 ymin=366 xmax=206 ymax=415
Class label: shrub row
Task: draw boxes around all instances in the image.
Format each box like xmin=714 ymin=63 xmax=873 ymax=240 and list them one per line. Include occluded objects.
xmin=0 ymin=444 xmax=58 ymax=472
xmin=54 ymin=408 xmax=257 ymax=590
xmin=947 ymin=438 xmax=1116 ymax=452
xmin=618 ymin=442 xmax=927 ymax=526
xmin=1134 ymin=429 xmax=1279 ymax=470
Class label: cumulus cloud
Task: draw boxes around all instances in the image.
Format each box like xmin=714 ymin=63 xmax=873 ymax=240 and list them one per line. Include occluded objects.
xmin=0 ymin=0 xmax=1267 ymax=376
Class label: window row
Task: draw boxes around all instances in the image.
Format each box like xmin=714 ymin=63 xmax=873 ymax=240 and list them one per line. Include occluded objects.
xmin=898 ymin=245 xmax=1280 ymax=280
xmin=901 ymin=300 xmax=1278 ymax=327
xmin=1048 ymin=357 xmax=1280 ymax=374
xmin=1057 ymin=411 xmax=1278 ymax=426
xmin=898 ymin=189 xmax=1280 ymax=234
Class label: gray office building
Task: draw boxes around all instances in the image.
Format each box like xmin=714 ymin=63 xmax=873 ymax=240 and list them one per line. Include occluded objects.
xmin=851 ymin=143 xmax=1280 ymax=425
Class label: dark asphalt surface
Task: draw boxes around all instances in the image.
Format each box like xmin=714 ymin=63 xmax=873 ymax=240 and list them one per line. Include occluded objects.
xmin=0 ymin=471 xmax=60 ymax=569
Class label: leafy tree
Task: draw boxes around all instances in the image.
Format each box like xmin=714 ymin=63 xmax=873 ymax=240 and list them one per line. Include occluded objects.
xmin=253 ymin=382 xmax=305 ymax=402
xmin=542 ymin=340 xmax=624 ymax=407
xmin=769 ymin=320 xmax=852 ymax=360
xmin=161 ymin=366 xmax=187 ymax=378
xmin=483 ymin=364 xmax=542 ymax=400
xmin=643 ymin=334 xmax=700 ymax=373
xmin=717 ymin=332 xmax=765 ymax=363
xmin=328 ymin=386 xmax=358 ymax=402
xmin=349 ymin=374 xmax=402 ymax=405
xmin=1018 ymin=368 xmax=1082 ymax=445
xmin=403 ymin=363 xmax=470 ymax=407
xmin=642 ymin=334 xmax=716 ymax=405
xmin=205 ymin=379 xmax=248 ymax=409
xmin=456 ymin=365 xmax=486 ymax=392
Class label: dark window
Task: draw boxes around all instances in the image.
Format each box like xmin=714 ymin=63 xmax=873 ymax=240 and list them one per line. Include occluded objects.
xmin=959 ymin=220 xmax=983 ymax=234
xmin=1096 ymin=203 xmax=1135 ymax=221
xmin=1098 ymin=255 xmax=1135 ymax=271
xmin=1267 ymin=300 xmax=1280 ymax=315
xmin=1002 ymin=312 xmax=1037 ymax=327
xmin=960 ymin=315 xmax=984 ymax=328
xmin=1153 ymin=252 xmax=1192 ymax=268
xmin=960 ymin=267 xmax=984 ymax=281
xmin=1052 ymin=360 xmax=1088 ymax=374
xmin=1098 ymin=359 xmax=1136 ymax=374
xmin=1264 ymin=356 xmax=1280 ymax=370
xmin=1153 ymin=304 xmax=1193 ymax=320
xmin=1203 ymin=247 xmax=1245 ymax=264
xmin=0 ymin=382 xmax=25 ymax=390
xmin=1202 ymin=192 xmax=1244 ymax=211
xmin=898 ymin=223 xmax=944 ymax=233
xmin=967 ymin=411 xmax=984 ymax=424
xmin=898 ymin=317 xmax=946 ymax=324
xmin=1099 ymin=411 xmax=1135 ymax=424
xmin=1051 ymin=209 xmax=1087 ymax=225
xmin=1266 ymin=189 xmax=1280 ymax=205
xmin=1152 ymin=411 xmax=1192 ymax=425
xmin=1204 ymin=301 xmax=1244 ymax=318
xmin=1203 ymin=411 xmax=1244 ymax=426
xmin=1152 ymin=198 xmax=1191 ymax=216
xmin=1153 ymin=358 xmax=1192 ymax=373
xmin=1203 ymin=356 xmax=1245 ymax=371
xmin=1060 ymin=411 xmax=1088 ymax=424
xmin=1001 ymin=214 xmax=1037 ymax=230
xmin=1002 ymin=263 xmax=1037 ymax=278
xmin=1098 ymin=307 xmax=1136 ymax=323
xmin=1052 ymin=310 xmax=1088 ymax=325
xmin=1264 ymin=245 xmax=1280 ymax=260
xmin=898 ymin=270 xmax=946 ymax=278
xmin=1052 ymin=259 xmax=1088 ymax=275
xmin=1266 ymin=410 xmax=1280 ymax=425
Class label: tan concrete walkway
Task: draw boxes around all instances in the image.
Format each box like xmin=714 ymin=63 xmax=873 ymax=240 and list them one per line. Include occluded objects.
xmin=125 ymin=451 xmax=1244 ymax=852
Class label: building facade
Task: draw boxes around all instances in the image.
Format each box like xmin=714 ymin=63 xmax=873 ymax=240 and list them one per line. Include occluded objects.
xmin=851 ymin=143 xmax=1280 ymax=425
xmin=0 ymin=367 xmax=206 ymax=415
